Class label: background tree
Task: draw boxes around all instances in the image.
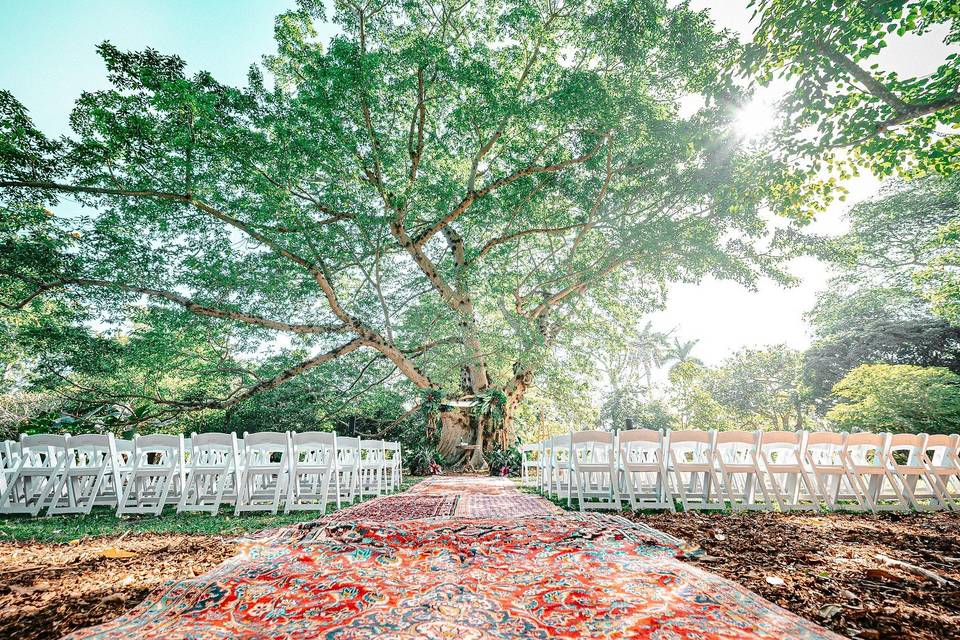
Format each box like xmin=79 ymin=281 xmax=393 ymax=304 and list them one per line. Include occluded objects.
xmin=667 ymin=361 xmax=732 ymax=431
xmin=629 ymin=321 xmax=671 ymax=399
xmin=827 ymin=363 xmax=960 ymax=434
xmin=708 ymin=345 xmax=810 ymax=429
xmin=802 ymin=174 xmax=960 ymax=411
xmin=746 ymin=0 xmax=960 ymax=184
xmin=1 ymin=0 xmax=795 ymax=465
xmin=665 ymin=337 xmax=702 ymax=373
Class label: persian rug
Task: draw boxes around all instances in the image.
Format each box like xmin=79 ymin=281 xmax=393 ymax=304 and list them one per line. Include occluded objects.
xmin=325 ymin=493 xmax=458 ymax=522
xmin=407 ymin=475 xmax=518 ymax=496
xmin=454 ymin=493 xmax=561 ymax=518
xmin=67 ymin=510 xmax=842 ymax=640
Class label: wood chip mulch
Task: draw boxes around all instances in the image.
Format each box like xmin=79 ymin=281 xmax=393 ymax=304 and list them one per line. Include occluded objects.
xmin=2 ymin=510 xmax=958 ymax=640
xmin=624 ymin=510 xmax=960 ymax=640
xmin=0 ymin=534 xmax=234 ymax=640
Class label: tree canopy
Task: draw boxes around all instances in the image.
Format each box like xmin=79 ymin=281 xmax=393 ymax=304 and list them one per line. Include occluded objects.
xmin=747 ymin=0 xmax=960 ymax=184
xmin=827 ymin=363 xmax=960 ymax=434
xmin=0 ymin=0 xmax=798 ymax=455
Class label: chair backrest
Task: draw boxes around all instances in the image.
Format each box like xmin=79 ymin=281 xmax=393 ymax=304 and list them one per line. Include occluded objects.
xmin=618 ymin=429 xmax=663 ymax=464
xmin=383 ymin=441 xmax=401 ymax=461
xmin=361 ymin=440 xmax=385 ymax=463
xmin=571 ymin=430 xmax=614 ymax=464
xmin=924 ymin=434 xmax=960 ymax=468
xmin=884 ymin=433 xmax=927 ymax=466
xmin=714 ymin=430 xmax=759 ymax=464
xmin=759 ymin=431 xmax=803 ymax=465
xmin=20 ymin=434 xmax=69 ymax=467
xmin=550 ymin=434 xmax=571 ymax=462
xmin=190 ymin=432 xmax=238 ymax=467
xmin=290 ymin=431 xmax=337 ymax=467
xmin=114 ymin=438 xmax=134 ymax=463
xmin=667 ymin=430 xmax=714 ymax=464
xmin=65 ymin=434 xmax=114 ymax=468
xmin=337 ymin=436 xmax=361 ymax=465
xmin=844 ymin=432 xmax=888 ymax=466
xmin=133 ymin=434 xmax=182 ymax=469
xmin=805 ymin=431 xmax=846 ymax=465
xmin=242 ymin=431 xmax=289 ymax=465
xmin=292 ymin=431 xmax=336 ymax=447
xmin=243 ymin=431 xmax=288 ymax=447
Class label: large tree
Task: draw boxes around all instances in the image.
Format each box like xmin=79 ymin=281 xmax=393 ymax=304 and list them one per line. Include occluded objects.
xmin=0 ymin=0 xmax=791 ymax=465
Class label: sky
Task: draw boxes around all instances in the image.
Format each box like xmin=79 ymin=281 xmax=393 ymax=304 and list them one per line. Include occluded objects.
xmin=0 ymin=1 xmax=951 ymax=368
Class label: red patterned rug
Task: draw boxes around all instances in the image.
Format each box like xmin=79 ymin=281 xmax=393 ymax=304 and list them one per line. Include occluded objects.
xmin=66 ymin=478 xmax=842 ymax=640
xmin=326 ymin=493 xmax=458 ymax=522
xmin=455 ymin=493 xmax=561 ymax=518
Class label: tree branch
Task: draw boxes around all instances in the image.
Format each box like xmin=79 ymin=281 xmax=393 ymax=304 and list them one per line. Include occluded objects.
xmin=1 ymin=273 xmax=348 ymax=335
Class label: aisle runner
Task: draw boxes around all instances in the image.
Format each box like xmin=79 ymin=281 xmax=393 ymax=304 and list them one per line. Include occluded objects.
xmin=66 ymin=476 xmax=842 ymax=640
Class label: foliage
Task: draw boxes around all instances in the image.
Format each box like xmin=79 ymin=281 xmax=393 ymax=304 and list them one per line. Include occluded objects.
xmin=707 ymin=345 xmax=811 ymax=430
xmin=826 ymin=364 xmax=960 ymax=434
xmin=746 ymin=0 xmax=960 ymax=185
xmin=0 ymin=0 xmax=802 ymax=440
xmin=487 ymin=444 xmax=522 ymax=477
xmin=802 ymin=174 xmax=960 ymax=412
xmin=803 ymin=317 xmax=960 ymax=412
xmin=406 ymin=446 xmax=443 ymax=476
xmin=916 ymin=219 xmax=960 ymax=325
xmin=598 ymin=384 xmax=674 ymax=431
xmin=667 ymin=362 xmax=733 ymax=431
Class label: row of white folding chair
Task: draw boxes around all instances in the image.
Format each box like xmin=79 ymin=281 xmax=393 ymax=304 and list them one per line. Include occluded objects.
xmin=0 ymin=432 xmax=404 ymax=517
xmin=531 ymin=430 xmax=960 ymax=513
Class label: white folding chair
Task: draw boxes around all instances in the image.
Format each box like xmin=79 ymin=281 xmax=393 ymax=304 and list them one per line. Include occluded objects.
xmin=667 ymin=430 xmax=724 ymax=510
xmin=921 ymin=434 xmax=960 ymax=511
xmin=805 ymin=431 xmax=863 ymax=511
xmin=47 ymin=433 xmax=120 ymax=515
xmin=107 ymin=438 xmax=135 ymax=504
xmin=570 ymin=430 xmax=620 ymax=511
xmin=0 ymin=434 xmax=69 ymax=515
xmin=384 ymin=442 xmax=402 ymax=493
xmin=714 ymin=430 xmax=773 ymax=511
xmin=177 ymin=432 xmax=240 ymax=514
xmin=881 ymin=433 xmax=940 ymax=511
xmin=842 ymin=432 xmax=904 ymax=512
xmin=617 ymin=429 xmax=673 ymax=511
xmin=235 ymin=431 xmax=290 ymax=515
xmin=758 ymin=431 xmax=818 ymax=511
xmin=0 ymin=440 xmax=21 ymax=496
xmin=336 ymin=436 xmax=361 ymax=504
xmin=117 ymin=434 xmax=184 ymax=516
xmin=286 ymin=431 xmax=340 ymax=512
xmin=549 ymin=434 xmax=572 ymax=504
xmin=540 ymin=438 xmax=553 ymax=495
xmin=519 ymin=443 xmax=539 ymax=487
xmin=359 ymin=439 xmax=386 ymax=498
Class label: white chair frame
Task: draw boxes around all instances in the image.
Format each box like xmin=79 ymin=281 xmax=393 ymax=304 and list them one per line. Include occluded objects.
xmin=617 ymin=429 xmax=673 ymax=511
xmin=286 ymin=431 xmax=340 ymax=512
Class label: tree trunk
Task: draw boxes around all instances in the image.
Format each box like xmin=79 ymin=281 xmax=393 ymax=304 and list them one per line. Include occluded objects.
xmin=437 ymin=408 xmax=488 ymax=470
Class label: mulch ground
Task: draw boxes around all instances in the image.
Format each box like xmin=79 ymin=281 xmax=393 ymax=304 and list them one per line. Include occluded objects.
xmin=2 ymin=510 xmax=958 ymax=640
xmin=625 ymin=510 xmax=960 ymax=640
xmin=0 ymin=534 xmax=234 ymax=640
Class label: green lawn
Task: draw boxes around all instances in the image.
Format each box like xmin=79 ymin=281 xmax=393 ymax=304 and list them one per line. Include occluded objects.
xmin=0 ymin=476 xmax=425 ymax=543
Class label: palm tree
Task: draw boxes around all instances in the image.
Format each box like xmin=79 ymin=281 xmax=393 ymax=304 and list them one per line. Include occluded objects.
xmin=666 ymin=338 xmax=702 ymax=373
xmin=629 ymin=322 xmax=671 ymax=399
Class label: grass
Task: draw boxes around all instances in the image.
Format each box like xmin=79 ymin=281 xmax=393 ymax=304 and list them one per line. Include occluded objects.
xmin=0 ymin=475 xmax=425 ymax=544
